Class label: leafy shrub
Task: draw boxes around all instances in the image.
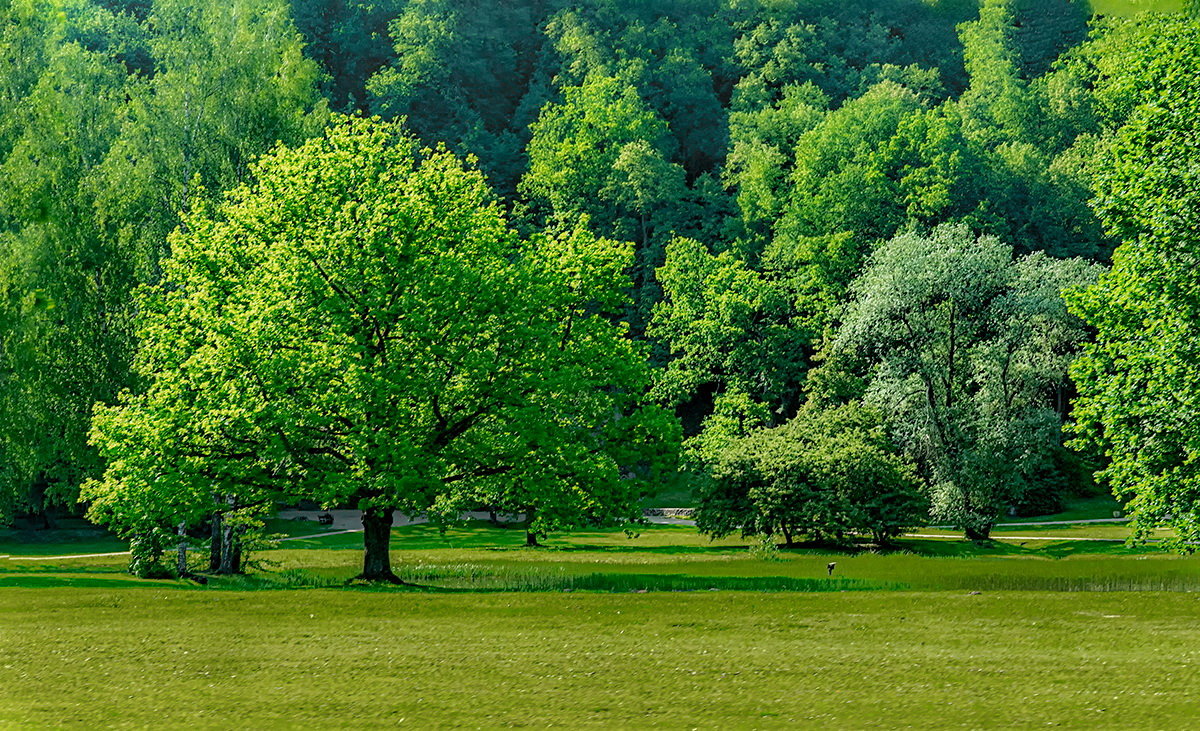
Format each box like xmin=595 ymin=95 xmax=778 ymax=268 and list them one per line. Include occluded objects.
xmin=695 ymin=403 xmax=927 ymax=546
xmin=127 ymin=530 xmax=174 ymax=579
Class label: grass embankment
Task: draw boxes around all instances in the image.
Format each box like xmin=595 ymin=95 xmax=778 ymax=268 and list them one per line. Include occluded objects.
xmin=3 ymin=588 xmax=1199 ymax=728
xmin=1090 ymin=0 xmax=1184 ymax=15
xmin=997 ymin=495 xmax=1123 ymax=524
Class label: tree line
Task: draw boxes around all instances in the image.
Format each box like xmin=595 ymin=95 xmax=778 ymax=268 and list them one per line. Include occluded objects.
xmin=2 ymin=0 xmax=1199 ymax=577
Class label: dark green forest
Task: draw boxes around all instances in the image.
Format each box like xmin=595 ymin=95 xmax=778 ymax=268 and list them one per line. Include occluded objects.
xmin=2 ymin=0 xmax=1199 ymax=579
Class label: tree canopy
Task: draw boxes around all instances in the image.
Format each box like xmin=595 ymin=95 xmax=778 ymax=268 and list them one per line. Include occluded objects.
xmin=84 ymin=117 xmax=677 ymax=579
xmin=829 ymin=224 xmax=1097 ymax=538
xmin=696 ymin=402 xmax=926 ymax=546
xmin=4 ymin=0 xmax=1200 ymax=559
xmin=1067 ymin=14 xmax=1200 ymax=549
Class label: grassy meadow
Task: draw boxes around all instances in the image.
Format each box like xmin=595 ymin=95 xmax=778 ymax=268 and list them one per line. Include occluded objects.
xmin=3 ymin=587 xmax=1199 ymax=728
xmin=4 ymin=508 xmax=1200 ymax=728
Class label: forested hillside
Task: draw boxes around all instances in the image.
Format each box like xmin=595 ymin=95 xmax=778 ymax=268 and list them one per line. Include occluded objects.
xmin=2 ymin=0 xmax=1199 ymax=572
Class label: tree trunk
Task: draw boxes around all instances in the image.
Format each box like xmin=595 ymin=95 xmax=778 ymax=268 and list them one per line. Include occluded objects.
xmin=29 ymin=478 xmax=57 ymax=529
xmin=211 ymin=494 xmax=246 ymax=575
xmin=965 ymin=524 xmax=992 ymax=541
xmin=525 ymin=507 xmax=540 ymax=547
xmin=176 ymin=521 xmax=189 ymax=577
xmin=781 ymin=525 xmax=793 ymax=548
xmin=358 ymin=508 xmax=401 ymax=583
xmin=217 ymin=521 xmax=242 ymax=575
xmin=209 ymin=512 xmax=223 ymax=572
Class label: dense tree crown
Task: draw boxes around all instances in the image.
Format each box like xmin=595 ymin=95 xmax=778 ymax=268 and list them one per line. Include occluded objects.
xmin=828 ymin=225 xmax=1097 ymax=537
xmin=2 ymin=0 xmax=1199 ymax=565
xmin=84 ymin=117 xmax=677 ymax=577
xmin=1067 ymin=15 xmax=1200 ymax=549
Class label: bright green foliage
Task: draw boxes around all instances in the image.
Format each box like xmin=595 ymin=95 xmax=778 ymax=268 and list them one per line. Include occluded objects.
xmin=777 ymin=82 xmax=928 ymax=259
xmin=651 ymin=237 xmax=812 ymax=449
xmin=668 ymin=81 xmax=986 ymax=452
xmin=957 ymin=0 xmax=1088 ymax=145
xmin=696 ymin=403 xmax=926 ymax=546
xmin=953 ymin=0 xmax=1107 ymax=259
xmin=832 ymin=224 xmax=1098 ymax=538
xmin=655 ymin=65 xmax=1097 ymax=472
xmin=958 ymin=0 xmax=1037 ymax=148
xmin=725 ymin=82 xmax=828 ymax=248
xmin=0 ymin=0 xmax=326 ymax=529
xmin=774 ymin=82 xmax=989 ymax=298
xmin=521 ymin=73 xmax=687 ymax=322
xmin=522 ymin=74 xmax=677 ymax=229
xmin=85 ymin=117 xmax=676 ymax=575
xmin=450 ymin=222 xmax=682 ymax=545
xmin=1068 ymin=15 xmax=1200 ymax=549
xmin=0 ymin=0 xmax=1147 ymax=548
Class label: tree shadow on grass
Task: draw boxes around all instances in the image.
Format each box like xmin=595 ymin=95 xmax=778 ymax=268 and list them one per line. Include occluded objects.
xmin=0 ymin=574 xmax=186 ymax=589
xmin=214 ymin=570 xmax=900 ymax=594
xmin=1028 ymin=541 xmax=1162 ymax=559
xmin=885 ymin=538 xmax=1036 ymax=558
xmin=886 ymin=538 xmax=1159 ymax=559
xmin=380 ymin=521 xmax=746 ymax=555
xmin=0 ymin=539 xmax=129 ymax=556
xmin=499 ymin=543 xmax=749 ymax=556
xmin=1 ymin=564 xmax=129 ymax=576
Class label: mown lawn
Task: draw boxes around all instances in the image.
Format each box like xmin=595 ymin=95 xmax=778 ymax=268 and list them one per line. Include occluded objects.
xmin=5 ymin=520 xmax=1200 ymax=727
xmin=3 ymin=588 xmax=1199 ymax=728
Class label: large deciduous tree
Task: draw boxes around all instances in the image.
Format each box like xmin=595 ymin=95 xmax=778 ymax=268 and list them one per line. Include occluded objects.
xmin=84 ymin=117 xmax=676 ymax=580
xmin=1067 ymin=16 xmax=1200 ymax=549
xmin=830 ymin=224 xmax=1098 ymax=538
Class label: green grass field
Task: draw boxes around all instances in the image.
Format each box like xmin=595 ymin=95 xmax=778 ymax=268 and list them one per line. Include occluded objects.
xmin=3 ymin=589 xmax=1200 ymax=728
xmin=5 ymin=516 xmax=1200 ymax=727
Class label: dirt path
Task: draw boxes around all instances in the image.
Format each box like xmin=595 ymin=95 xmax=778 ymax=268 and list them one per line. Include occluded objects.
xmin=1024 ymin=517 xmax=1128 ymax=525
xmin=7 ymin=550 xmax=132 ymax=561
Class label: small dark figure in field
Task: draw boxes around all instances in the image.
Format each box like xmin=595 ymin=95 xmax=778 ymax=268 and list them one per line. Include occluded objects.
xmin=318 ymin=513 xmax=334 ymax=526
xmin=827 ymin=562 xmax=836 ymax=576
